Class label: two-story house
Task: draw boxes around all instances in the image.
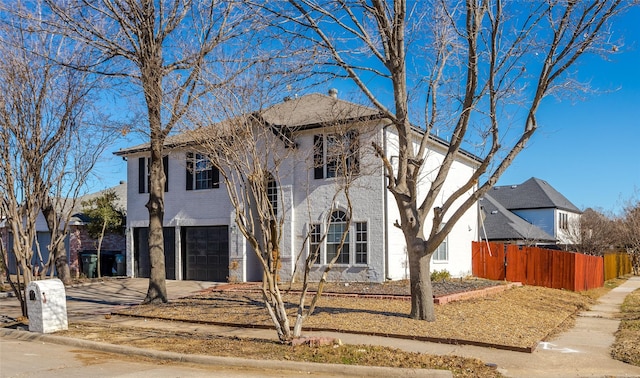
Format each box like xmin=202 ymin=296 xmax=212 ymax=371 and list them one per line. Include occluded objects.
xmin=114 ymin=92 xmax=482 ymax=283
xmin=479 ymin=177 xmax=582 ymax=247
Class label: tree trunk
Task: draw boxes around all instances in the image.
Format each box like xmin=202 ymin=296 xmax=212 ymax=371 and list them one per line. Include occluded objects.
xmin=408 ymin=245 xmax=435 ymax=321
xmin=53 ymin=244 xmax=71 ymax=285
xmin=144 ymin=139 xmax=168 ymax=304
xmin=41 ymin=201 xmax=72 ymax=285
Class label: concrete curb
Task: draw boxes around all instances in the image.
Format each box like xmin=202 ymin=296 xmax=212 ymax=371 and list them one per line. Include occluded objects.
xmin=0 ymin=327 xmax=452 ymax=378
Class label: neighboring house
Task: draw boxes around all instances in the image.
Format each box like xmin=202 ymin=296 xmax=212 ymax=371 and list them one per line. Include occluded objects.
xmin=114 ymin=92 xmax=482 ymax=283
xmin=479 ymin=177 xmax=581 ymax=247
xmin=0 ymin=182 xmax=127 ymax=278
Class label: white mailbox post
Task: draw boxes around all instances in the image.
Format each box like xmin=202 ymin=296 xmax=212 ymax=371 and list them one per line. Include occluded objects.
xmin=26 ymin=279 xmax=68 ymax=333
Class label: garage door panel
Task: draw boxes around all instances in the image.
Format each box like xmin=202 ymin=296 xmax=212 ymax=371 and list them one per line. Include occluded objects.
xmin=183 ymin=226 xmax=229 ymax=282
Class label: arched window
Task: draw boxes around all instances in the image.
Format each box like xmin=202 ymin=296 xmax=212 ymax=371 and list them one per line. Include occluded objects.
xmin=326 ymin=210 xmax=349 ymax=264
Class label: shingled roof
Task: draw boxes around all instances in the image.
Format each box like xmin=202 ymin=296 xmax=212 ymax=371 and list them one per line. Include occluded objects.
xmin=488 ymin=177 xmax=581 ymax=213
xmin=114 ymin=93 xmax=383 ymax=156
xmin=479 ymin=194 xmax=556 ymax=242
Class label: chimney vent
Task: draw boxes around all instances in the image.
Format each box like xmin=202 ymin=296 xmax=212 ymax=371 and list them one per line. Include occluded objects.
xmin=328 ymin=88 xmax=338 ymax=98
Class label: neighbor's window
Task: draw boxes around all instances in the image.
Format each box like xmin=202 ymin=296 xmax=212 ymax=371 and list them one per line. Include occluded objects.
xmin=559 ymin=212 xmax=568 ymax=230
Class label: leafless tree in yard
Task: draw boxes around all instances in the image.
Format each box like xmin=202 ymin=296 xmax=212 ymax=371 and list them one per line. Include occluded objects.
xmin=27 ymin=0 xmax=255 ymax=303
xmin=565 ymin=208 xmax=617 ymax=255
xmin=0 ymin=18 xmax=113 ymax=315
xmin=619 ymin=196 xmax=640 ymax=275
xmin=186 ymin=87 xmax=372 ymax=341
xmin=258 ymin=0 xmax=635 ymax=320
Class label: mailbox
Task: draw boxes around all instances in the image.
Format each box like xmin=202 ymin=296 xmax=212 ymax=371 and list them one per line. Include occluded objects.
xmin=26 ymin=279 xmax=68 ymax=333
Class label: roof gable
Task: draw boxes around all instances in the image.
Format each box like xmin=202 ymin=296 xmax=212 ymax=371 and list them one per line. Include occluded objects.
xmin=480 ymin=194 xmax=556 ymax=242
xmin=489 ymin=177 xmax=581 ymax=213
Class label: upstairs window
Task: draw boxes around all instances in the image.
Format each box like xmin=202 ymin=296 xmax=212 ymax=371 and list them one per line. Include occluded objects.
xmin=138 ymin=156 xmax=168 ymax=193
xmin=313 ymin=130 xmax=359 ymax=179
xmin=186 ymin=152 xmax=219 ymax=190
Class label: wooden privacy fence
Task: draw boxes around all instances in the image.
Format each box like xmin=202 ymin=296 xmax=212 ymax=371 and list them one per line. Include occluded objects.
xmin=603 ymin=252 xmax=632 ymax=281
xmin=472 ymin=242 xmax=604 ymax=291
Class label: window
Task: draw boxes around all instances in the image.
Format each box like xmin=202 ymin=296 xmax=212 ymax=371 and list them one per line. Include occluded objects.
xmin=355 ymin=222 xmax=368 ymax=264
xmin=559 ymin=212 xmax=568 ymax=230
xmin=138 ymin=156 xmax=168 ymax=193
xmin=433 ymin=223 xmax=448 ymax=262
xmin=326 ymin=210 xmax=349 ymax=264
xmin=186 ymin=152 xmax=219 ymax=190
xmin=313 ymin=131 xmax=359 ymax=179
xmin=309 ymin=224 xmax=322 ymax=264
xmin=308 ymin=210 xmax=368 ymax=265
xmin=433 ymin=236 xmax=448 ymax=262
xmin=266 ymin=174 xmax=278 ymax=217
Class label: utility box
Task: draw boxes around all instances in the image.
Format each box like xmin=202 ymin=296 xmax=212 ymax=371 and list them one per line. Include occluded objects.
xmin=26 ymin=279 xmax=68 ymax=333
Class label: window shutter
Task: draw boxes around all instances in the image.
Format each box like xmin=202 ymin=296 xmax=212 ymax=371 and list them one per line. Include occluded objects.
xmin=313 ymin=135 xmax=324 ymax=179
xmin=138 ymin=157 xmax=146 ymax=193
xmin=186 ymin=152 xmax=193 ymax=191
xmin=163 ymin=155 xmax=169 ymax=192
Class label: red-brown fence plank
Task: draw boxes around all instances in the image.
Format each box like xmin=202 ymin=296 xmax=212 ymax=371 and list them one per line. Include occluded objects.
xmin=471 ymin=241 xmax=604 ymax=292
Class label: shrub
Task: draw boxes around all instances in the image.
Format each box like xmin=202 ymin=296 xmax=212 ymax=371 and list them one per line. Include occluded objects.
xmin=431 ymin=269 xmax=451 ymax=282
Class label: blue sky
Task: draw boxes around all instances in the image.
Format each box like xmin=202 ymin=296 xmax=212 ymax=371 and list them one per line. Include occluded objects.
xmin=91 ymin=4 xmax=640 ymax=216
xmin=497 ymin=5 xmax=640 ymax=214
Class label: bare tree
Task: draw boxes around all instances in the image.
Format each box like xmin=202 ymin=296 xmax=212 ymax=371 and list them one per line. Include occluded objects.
xmin=258 ymin=0 xmax=633 ymax=320
xmin=565 ymin=208 xmax=617 ymax=255
xmin=619 ymin=196 xmax=640 ymax=275
xmin=29 ymin=0 xmax=254 ymax=303
xmin=0 ymin=18 xmax=112 ymax=314
xmin=186 ymin=87 xmax=369 ymax=341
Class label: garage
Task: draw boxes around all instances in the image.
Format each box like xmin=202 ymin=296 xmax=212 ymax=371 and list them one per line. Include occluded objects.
xmin=133 ymin=227 xmax=176 ymax=280
xmin=182 ymin=226 xmax=229 ymax=281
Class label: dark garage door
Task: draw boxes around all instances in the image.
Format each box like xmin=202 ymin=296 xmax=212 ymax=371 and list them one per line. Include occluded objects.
xmin=182 ymin=226 xmax=229 ymax=281
xmin=133 ymin=227 xmax=176 ymax=280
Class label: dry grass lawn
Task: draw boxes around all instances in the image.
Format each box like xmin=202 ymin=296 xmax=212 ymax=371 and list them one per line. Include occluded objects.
xmin=112 ymin=285 xmax=592 ymax=349
xmin=611 ymin=287 xmax=640 ymax=366
xmin=54 ymin=283 xmax=602 ymax=378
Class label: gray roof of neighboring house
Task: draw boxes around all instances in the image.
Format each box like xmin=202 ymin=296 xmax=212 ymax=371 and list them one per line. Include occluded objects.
xmin=479 ymin=194 xmax=556 ymax=242
xmin=69 ymin=182 xmax=127 ymax=224
xmin=487 ymin=177 xmax=581 ymax=213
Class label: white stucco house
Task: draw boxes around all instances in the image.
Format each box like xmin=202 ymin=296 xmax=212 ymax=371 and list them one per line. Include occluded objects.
xmin=114 ymin=92 xmax=481 ymax=283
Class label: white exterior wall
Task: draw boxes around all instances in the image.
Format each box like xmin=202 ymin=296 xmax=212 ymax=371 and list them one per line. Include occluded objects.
xmin=289 ymin=122 xmax=386 ymax=282
xmin=383 ymin=128 xmax=479 ymax=279
xmin=122 ymin=120 xmax=479 ymax=282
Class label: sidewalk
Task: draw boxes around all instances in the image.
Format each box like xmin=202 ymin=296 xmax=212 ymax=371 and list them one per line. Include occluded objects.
xmin=2 ymin=277 xmax=640 ymax=377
